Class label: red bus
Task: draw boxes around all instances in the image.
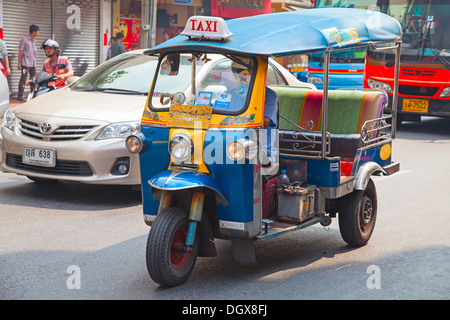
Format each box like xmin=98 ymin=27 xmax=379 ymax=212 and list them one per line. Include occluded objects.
xmin=315 ymin=0 xmax=450 ymax=125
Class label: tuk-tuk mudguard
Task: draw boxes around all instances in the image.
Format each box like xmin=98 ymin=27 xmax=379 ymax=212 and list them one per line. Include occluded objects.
xmin=148 ymin=170 xmax=228 ymax=206
xmin=353 ymin=142 xmax=394 ymax=190
xmin=354 ymin=162 xmax=385 ymax=191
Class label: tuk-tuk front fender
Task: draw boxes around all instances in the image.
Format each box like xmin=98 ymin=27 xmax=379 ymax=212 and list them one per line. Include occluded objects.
xmin=148 ymin=170 xmax=229 ymax=206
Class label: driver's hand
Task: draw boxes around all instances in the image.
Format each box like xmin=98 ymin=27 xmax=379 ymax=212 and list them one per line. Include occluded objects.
xmin=264 ymin=116 xmax=271 ymax=129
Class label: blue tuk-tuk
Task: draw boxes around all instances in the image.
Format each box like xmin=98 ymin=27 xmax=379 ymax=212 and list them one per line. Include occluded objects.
xmin=126 ymin=8 xmax=402 ymax=287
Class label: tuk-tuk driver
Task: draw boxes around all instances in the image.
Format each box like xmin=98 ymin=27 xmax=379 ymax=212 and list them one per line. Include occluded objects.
xmin=262 ymin=86 xmax=278 ymax=168
xmin=228 ymin=59 xmax=278 ymax=167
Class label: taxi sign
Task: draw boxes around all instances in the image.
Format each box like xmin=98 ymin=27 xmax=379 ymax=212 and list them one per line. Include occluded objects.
xmin=181 ymin=16 xmax=233 ymax=41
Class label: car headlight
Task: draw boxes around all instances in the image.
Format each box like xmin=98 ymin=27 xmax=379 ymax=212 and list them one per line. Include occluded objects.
xmin=3 ymin=109 xmax=16 ymax=131
xmin=367 ymin=77 xmax=393 ymax=93
xmin=439 ymin=87 xmax=450 ymax=97
xmin=95 ymin=122 xmax=140 ymax=140
xmin=169 ymin=133 xmax=193 ymax=162
xmin=308 ymin=76 xmax=323 ymax=85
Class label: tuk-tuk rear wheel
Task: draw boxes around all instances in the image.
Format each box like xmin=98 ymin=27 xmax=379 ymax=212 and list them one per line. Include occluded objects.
xmin=146 ymin=207 xmax=199 ymax=287
xmin=338 ymin=179 xmax=378 ymax=247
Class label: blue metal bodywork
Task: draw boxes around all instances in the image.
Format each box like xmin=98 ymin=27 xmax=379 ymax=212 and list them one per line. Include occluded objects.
xmin=139 ymin=126 xmax=171 ymax=216
xmin=140 ymin=128 xmax=257 ymax=224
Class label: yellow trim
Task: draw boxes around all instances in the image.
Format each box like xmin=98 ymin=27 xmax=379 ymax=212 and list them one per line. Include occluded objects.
xmin=356 ymin=93 xmax=367 ymax=131
xmin=298 ymin=90 xmax=309 ymax=127
xmin=141 ymin=56 xmax=267 ymax=129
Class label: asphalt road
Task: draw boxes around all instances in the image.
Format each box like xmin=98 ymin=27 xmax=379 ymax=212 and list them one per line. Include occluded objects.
xmin=1 ymin=117 xmax=449 ymax=301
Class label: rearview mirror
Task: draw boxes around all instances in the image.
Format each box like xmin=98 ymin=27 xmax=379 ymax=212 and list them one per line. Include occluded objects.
xmin=160 ymin=54 xmax=180 ymax=76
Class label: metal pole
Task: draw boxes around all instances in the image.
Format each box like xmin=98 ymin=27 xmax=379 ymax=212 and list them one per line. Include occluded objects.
xmin=391 ymin=42 xmax=401 ymax=139
xmin=51 ymin=0 xmax=55 ymax=40
xmin=149 ymin=0 xmax=157 ymax=48
xmin=321 ymin=50 xmax=330 ymax=158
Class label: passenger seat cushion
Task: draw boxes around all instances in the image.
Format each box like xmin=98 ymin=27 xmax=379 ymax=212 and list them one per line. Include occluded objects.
xmin=272 ymin=86 xmax=308 ymax=130
xmin=323 ymin=91 xmax=365 ymax=134
xmin=299 ymin=90 xmax=322 ymax=131
xmin=274 ymin=86 xmax=385 ymax=136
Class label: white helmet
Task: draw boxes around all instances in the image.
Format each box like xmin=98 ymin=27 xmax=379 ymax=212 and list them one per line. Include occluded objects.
xmin=42 ymin=39 xmax=60 ymax=57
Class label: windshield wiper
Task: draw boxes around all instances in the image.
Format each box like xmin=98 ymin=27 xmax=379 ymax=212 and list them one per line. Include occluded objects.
xmin=76 ymin=87 xmax=148 ymax=95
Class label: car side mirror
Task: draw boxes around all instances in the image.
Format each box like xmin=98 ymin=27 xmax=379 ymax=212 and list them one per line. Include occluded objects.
xmin=65 ymin=76 xmax=80 ymax=86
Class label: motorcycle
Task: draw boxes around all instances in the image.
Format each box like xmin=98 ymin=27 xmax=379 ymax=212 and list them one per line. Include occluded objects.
xmin=26 ymin=63 xmax=66 ymax=101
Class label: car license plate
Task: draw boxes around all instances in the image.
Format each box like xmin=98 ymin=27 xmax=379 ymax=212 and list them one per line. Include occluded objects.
xmin=402 ymin=99 xmax=428 ymax=113
xmin=23 ymin=147 xmax=56 ymax=167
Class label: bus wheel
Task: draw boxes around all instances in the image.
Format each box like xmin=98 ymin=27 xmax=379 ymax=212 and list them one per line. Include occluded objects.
xmin=146 ymin=207 xmax=199 ymax=287
xmin=338 ymin=179 xmax=377 ymax=246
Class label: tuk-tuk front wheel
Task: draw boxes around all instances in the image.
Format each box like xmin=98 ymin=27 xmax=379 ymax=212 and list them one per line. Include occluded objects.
xmin=338 ymin=179 xmax=377 ymax=247
xmin=146 ymin=207 xmax=199 ymax=287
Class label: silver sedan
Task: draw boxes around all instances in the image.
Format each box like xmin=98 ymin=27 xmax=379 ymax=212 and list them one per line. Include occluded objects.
xmin=0 ymin=50 xmax=314 ymax=185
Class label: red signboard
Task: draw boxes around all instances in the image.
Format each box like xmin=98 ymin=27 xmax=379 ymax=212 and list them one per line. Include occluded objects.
xmin=211 ymin=0 xmax=272 ymax=19
xmin=119 ymin=18 xmax=141 ymax=50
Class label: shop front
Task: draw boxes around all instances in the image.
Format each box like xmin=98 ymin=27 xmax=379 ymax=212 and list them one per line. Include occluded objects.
xmin=211 ymin=0 xmax=272 ymax=18
xmin=1 ymin=0 xmax=102 ymax=97
xmin=153 ymin=0 xmax=208 ymax=45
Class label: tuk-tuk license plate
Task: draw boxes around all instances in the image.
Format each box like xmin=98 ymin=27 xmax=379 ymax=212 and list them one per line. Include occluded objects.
xmin=23 ymin=147 xmax=56 ymax=167
xmin=402 ymin=99 xmax=428 ymax=113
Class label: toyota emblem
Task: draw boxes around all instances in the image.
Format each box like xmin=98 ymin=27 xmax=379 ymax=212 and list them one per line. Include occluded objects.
xmin=40 ymin=123 xmax=53 ymax=134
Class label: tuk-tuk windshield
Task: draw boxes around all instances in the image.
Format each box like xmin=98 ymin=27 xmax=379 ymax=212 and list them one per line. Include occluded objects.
xmin=150 ymin=53 xmax=255 ymax=114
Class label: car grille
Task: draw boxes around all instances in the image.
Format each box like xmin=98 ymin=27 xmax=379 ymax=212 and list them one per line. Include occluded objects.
xmin=6 ymin=154 xmax=93 ymax=176
xmin=19 ymin=119 xmax=96 ymax=141
xmin=399 ymin=85 xmax=439 ymax=97
xmin=401 ymin=69 xmax=436 ymax=77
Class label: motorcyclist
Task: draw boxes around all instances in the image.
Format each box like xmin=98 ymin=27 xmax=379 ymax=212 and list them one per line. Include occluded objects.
xmin=41 ymin=39 xmax=74 ymax=88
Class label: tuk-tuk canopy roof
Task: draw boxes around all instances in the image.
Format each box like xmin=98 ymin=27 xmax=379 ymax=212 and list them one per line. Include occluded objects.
xmin=146 ymin=8 xmax=402 ymax=57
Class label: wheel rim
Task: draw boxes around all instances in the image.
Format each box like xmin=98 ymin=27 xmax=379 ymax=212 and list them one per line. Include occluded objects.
xmin=170 ymin=226 xmax=190 ymax=269
xmin=359 ymin=194 xmax=373 ymax=232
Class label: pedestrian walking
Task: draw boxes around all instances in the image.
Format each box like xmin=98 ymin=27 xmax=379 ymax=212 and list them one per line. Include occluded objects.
xmin=17 ymin=24 xmax=39 ymax=101
xmin=0 ymin=37 xmax=11 ymax=77
xmin=110 ymin=32 xmax=125 ymax=59
xmin=106 ymin=36 xmax=116 ymax=60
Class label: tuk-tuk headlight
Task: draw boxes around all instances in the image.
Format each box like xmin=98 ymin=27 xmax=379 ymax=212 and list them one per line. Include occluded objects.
xmin=126 ymin=134 xmax=144 ymax=154
xmin=169 ymin=133 xmax=193 ymax=162
xmin=226 ymin=139 xmax=257 ymax=161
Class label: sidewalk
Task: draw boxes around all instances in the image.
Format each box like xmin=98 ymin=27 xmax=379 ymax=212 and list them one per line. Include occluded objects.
xmin=1 ymin=99 xmax=24 ymax=119
xmin=9 ymin=98 xmax=25 ymax=108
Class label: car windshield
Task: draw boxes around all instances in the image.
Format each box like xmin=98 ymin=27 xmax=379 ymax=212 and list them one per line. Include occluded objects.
xmin=150 ymin=53 xmax=256 ymax=114
xmin=72 ymin=54 xmax=158 ymax=94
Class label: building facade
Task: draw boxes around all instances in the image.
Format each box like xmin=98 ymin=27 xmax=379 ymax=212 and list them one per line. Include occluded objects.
xmin=0 ymin=0 xmax=313 ymax=97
